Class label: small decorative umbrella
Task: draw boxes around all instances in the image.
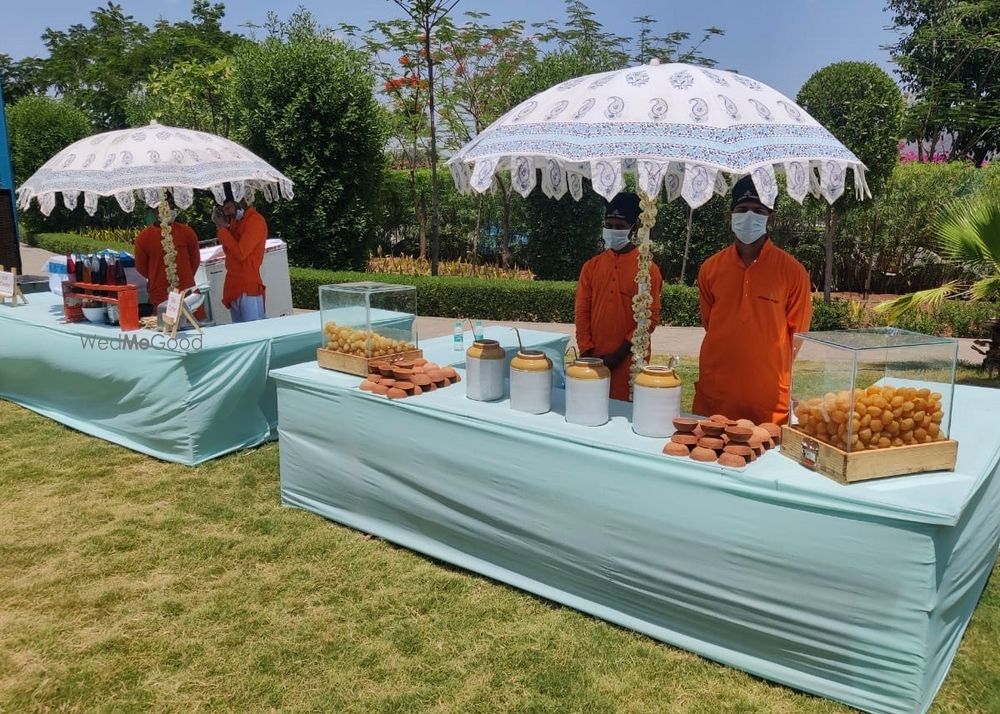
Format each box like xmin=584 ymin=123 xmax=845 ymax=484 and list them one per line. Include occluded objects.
xmin=448 ymin=61 xmax=869 ymax=386
xmin=16 ymin=121 xmax=293 ymax=296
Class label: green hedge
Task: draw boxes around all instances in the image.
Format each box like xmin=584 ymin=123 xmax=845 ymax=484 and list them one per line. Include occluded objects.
xmin=26 ymin=232 xmax=997 ymax=336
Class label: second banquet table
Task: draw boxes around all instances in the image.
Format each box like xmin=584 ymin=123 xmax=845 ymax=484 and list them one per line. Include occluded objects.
xmin=273 ymin=331 xmax=1000 ymax=714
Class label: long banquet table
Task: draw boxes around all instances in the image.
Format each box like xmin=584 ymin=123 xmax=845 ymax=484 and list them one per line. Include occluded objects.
xmin=272 ymin=331 xmax=1000 ymax=714
xmin=0 ymin=291 xmax=321 ymax=464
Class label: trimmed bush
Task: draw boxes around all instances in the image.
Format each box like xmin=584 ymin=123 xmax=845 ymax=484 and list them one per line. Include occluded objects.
xmin=26 ymin=232 xmax=998 ymax=337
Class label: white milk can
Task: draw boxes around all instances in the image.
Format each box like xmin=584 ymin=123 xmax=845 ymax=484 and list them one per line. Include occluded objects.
xmin=632 ymin=362 xmax=682 ymax=437
xmin=510 ymin=349 xmax=553 ymax=414
xmin=565 ymin=357 xmax=611 ymax=426
xmin=465 ymin=338 xmax=506 ymax=401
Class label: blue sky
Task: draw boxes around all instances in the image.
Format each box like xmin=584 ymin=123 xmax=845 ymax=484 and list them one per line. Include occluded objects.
xmin=0 ymin=0 xmax=900 ymax=98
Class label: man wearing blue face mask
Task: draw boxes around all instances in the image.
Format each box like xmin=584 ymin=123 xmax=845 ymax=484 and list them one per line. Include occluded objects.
xmin=575 ymin=192 xmax=664 ymax=401
xmin=693 ymin=175 xmax=813 ymax=424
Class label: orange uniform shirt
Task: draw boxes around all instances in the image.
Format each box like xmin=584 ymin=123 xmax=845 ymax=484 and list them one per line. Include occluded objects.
xmin=694 ymin=239 xmax=812 ymax=425
xmin=216 ymin=206 xmax=267 ymax=308
xmin=575 ymin=247 xmax=663 ymax=402
xmin=134 ymin=222 xmax=201 ymax=307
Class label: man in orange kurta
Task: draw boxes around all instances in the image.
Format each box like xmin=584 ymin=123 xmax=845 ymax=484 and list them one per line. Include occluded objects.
xmin=212 ymin=186 xmax=268 ymax=323
xmin=575 ymin=193 xmax=663 ymax=402
xmin=694 ymin=176 xmax=813 ymax=425
xmin=134 ymin=210 xmax=201 ymax=308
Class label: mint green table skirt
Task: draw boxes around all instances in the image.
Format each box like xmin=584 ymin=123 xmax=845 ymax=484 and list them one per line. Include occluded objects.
xmin=272 ymin=338 xmax=1000 ymax=714
xmin=0 ymin=292 xmax=322 ymax=464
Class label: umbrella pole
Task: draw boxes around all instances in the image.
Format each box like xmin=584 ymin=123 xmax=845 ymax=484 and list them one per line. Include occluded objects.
xmin=630 ymin=191 xmax=658 ymax=396
xmin=157 ymin=190 xmax=179 ymax=294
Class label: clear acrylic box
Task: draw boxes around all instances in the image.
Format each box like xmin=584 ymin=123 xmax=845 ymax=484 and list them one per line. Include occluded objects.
xmin=789 ymin=328 xmax=957 ymax=454
xmin=318 ymin=282 xmax=419 ymax=373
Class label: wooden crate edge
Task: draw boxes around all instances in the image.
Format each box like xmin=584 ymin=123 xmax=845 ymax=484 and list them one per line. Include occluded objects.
xmin=780 ymin=425 xmax=958 ymax=484
xmin=317 ymin=347 xmax=424 ymax=377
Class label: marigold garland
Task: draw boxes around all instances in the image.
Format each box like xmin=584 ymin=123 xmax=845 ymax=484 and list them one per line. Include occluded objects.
xmin=630 ymin=191 xmax=658 ymax=396
xmin=157 ymin=196 xmax=179 ymax=292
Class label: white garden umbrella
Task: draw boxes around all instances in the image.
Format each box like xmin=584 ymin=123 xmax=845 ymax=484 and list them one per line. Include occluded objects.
xmin=16 ymin=121 xmax=293 ymax=216
xmin=448 ymin=61 xmax=868 ymax=384
xmin=16 ymin=121 xmax=293 ymax=304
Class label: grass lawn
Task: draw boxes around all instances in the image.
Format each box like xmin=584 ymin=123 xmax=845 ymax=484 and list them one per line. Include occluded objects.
xmin=1 ymin=362 xmax=999 ymax=713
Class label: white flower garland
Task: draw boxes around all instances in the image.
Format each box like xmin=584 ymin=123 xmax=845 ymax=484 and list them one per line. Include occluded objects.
xmin=630 ymin=191 xmax=658 ymax=396
xmin=157 ymin=197 xmax=179 ymax=292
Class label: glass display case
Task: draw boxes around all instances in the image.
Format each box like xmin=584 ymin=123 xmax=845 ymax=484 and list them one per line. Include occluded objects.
xmin=788 ymin=328 xmax=958 ymax=454
xmin=317 ymin=282 xmax=419 ymax=375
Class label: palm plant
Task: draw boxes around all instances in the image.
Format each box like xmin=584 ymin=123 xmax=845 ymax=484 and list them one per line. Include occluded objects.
xmin=877 ymin=194 xmax=1000 ymax=372
xmin=878 ymin=195 xmax=1000 ymax=315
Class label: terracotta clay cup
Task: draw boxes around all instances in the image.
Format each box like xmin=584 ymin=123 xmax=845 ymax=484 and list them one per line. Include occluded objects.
xmin=690 ymin=446 xmax=718 ymax=463
xmin=663 ymin=442 xmax=690 ymax=457
xmin=719 ymin=452 xmax=747 ymax=468
xmin=724 ymin=426 xmax=754 ymax=443
xmin=670 ymin=433 xmax=699 ymax=447
xmin=760 ymin=422 xmax=782 ymax=443
xmin=724 ymin=444 xmax=755 ymax=462
xmin=709 ymin=414 xmax=730 ymax=424
xmin=698 ymin=420 xmax=725 ymax=437
xmin=376 ymin=363 xmax=395 ymax=378
xmin=672 ymin=417 xmax=699 ymax=433
xmin=752 ymin=426 xmax=775 ymax=450
xmin=698 ymin=436 xmax=725 ymax=452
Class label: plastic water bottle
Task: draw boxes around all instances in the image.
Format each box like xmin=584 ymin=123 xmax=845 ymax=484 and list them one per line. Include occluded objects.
xmin=474 ymin=320 xmax=484 ymax=341
xmin=453 ymin=320 xmax=463 ymax=351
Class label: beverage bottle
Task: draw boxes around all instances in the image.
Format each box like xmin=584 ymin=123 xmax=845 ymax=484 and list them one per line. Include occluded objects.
xmin=75 ymin=254 xmax=84 ymax=283
xmin=453 ymin=320 xmax=463 ymax=351
xmin=66 ymin=253 xmax=76 ymax=284
xmin=98 ymin=255 xmax=108 ymax=284
xmin=115 ymin=258 xmax=127 ymax=285
xmin=474 ymin=319 xmax=484 ymax=341
xmin=82 ymin=255 xmax=92 ymax=283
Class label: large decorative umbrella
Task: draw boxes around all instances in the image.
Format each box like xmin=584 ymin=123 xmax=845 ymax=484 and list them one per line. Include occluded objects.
xmin=448 ymin=61 xmax=869 ymax=385
xmin=16 ymin=121 xmax=293 ymax=295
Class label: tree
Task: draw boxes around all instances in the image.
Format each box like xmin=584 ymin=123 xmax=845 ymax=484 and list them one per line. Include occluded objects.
xmin=7 ymin=96 xmax=94 ymax=233
xmin=38 ymin=1 xmax=242 ymax=128
xmin=229 ymin=10 xmax=386 ymax=269
xmin=126 ymin=58 xmax=235 ymax=135
xmin=0 ymin=54 xmax=45 ymax=106
xmin=631 ymin=15 xmax=724 ymax=66
xmin=7 ymin=96 xmax=91 ymax=186
xmin=389 ymin=0 xmax=462 ymax=276
xmin=437 ymin=12 xmax=537 ymax=267
xmin=341 ymin=18 xmax=435 ymax=260
xmin=797 ymin=61 xmax=904 ymax=302
xmin=886 ymin=0 xmax=1000 ymax=166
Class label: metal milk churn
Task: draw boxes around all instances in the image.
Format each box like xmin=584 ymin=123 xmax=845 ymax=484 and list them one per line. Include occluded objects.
xmin=632 ymin=360 xmax=682 ymax=438
xmin=565 ymin=356 xmax=611 ymax=426
xmin=510 ymin=349 xmax=553 ymax=414
xmin=465 ymin=338 xmax=506 ymax=401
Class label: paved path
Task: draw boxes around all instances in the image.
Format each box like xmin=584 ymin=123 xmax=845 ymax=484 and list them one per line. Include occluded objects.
xmin=18 ymin=245 xmax=55 ymax=276
xmin=18 ymin=242 xmax=989 ymax=364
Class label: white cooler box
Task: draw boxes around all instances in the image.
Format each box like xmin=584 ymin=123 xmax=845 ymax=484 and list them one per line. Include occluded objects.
xmin=195 ymin=238 xmax=294 ymax=325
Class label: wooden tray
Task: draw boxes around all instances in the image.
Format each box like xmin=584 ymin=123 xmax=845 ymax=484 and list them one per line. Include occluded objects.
xmin=780 ymin=425 xmax=958 ymax=484
xmin=317 ymin=347 xmax=423 ymax=377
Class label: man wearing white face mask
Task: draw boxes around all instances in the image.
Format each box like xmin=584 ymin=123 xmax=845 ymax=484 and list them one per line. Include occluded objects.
xmin=694 ymin=175 xmax=813 ymax=425
xmin=575 ymin=192 xmax=663 ymax=402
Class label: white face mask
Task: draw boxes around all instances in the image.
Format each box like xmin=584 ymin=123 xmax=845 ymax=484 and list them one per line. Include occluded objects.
xmin=235 ymin=208 xmax=245 ymax=221
xmin=602 ymin=227 xmax=631 ymax=251
xmin=731 ymin=211 xmax=769 ymax=244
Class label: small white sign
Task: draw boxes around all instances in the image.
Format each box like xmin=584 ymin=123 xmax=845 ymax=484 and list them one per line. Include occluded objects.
xmin=0 ymin=271 xmax=14 ymax=298
xmin=164 ymin=290 xmax=182 ymax=324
